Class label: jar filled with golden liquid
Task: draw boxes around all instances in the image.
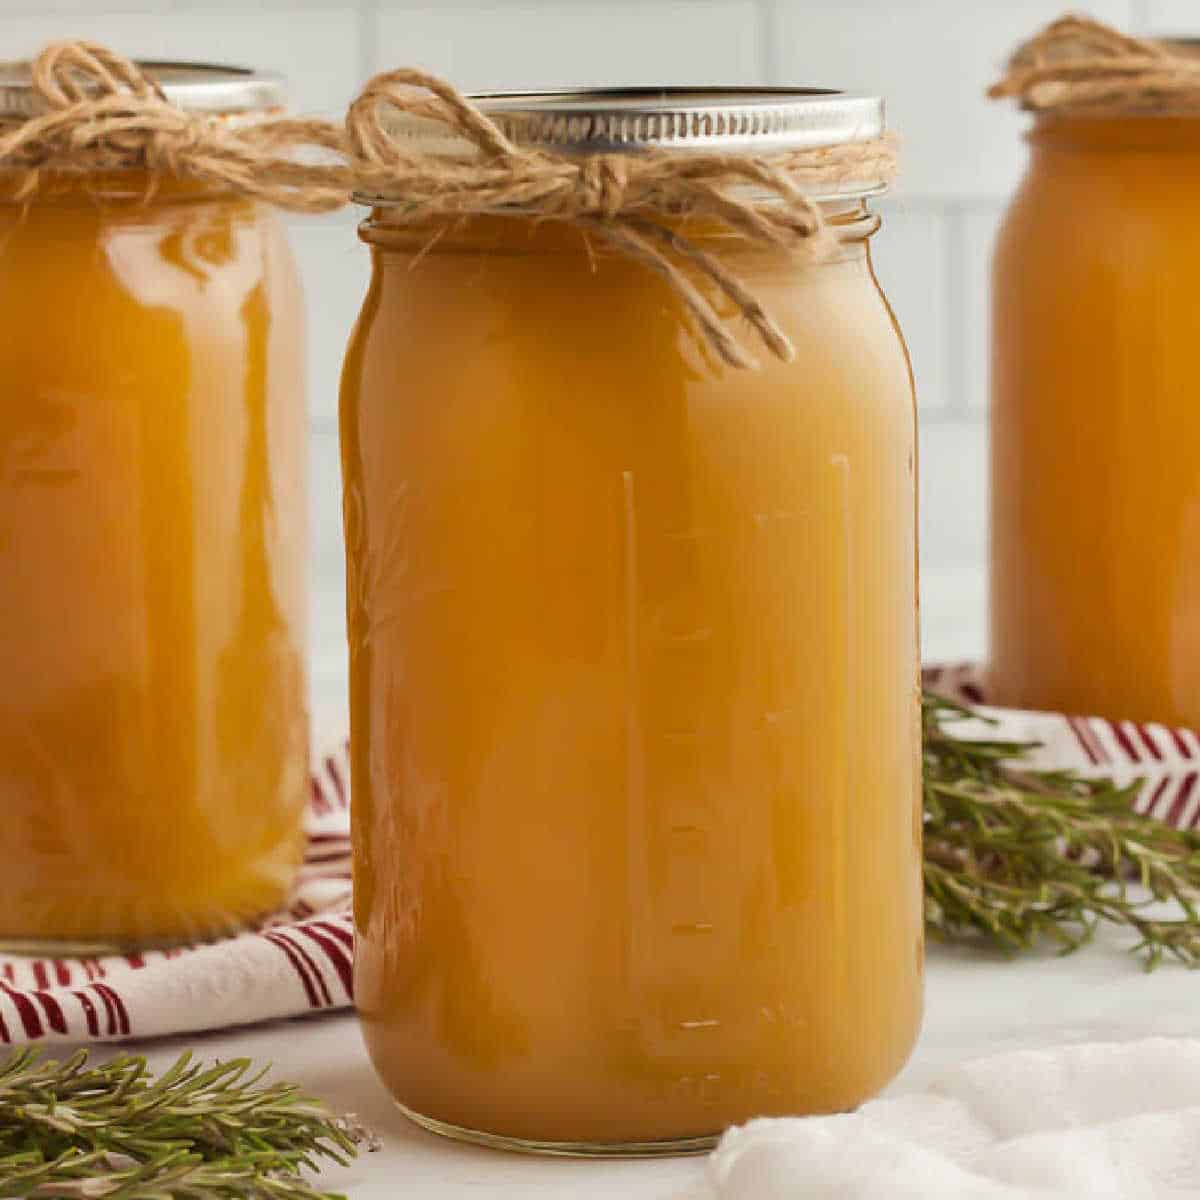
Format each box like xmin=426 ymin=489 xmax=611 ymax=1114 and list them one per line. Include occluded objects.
xmin=342 ymin=89 xmax=923 ymax=1154
xmin=0 ymin=65 xmax=309 ymax=950
xmin=990 ymin=106 xmax=1200 ymax=728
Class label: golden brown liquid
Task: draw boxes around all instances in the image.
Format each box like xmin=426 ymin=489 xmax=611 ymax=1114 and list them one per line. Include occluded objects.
xmin=343 ymin=212 xmax=922 ymax=1147
xmin=0 ymin=175 xmax=309 ymax=948
xmin=991 ymin=118 xmax=1200 ymax=727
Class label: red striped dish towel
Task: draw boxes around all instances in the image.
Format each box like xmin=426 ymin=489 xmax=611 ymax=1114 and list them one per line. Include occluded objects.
xmin=923 ymin=664 xmax=1200 ymax=829
xmin=0 ymin=743 xmax=354 ymax=1047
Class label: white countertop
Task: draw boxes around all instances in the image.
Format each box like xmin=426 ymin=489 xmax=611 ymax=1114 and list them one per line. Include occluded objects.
xmin=124 ymin=927 xmax=1200 ymax=1199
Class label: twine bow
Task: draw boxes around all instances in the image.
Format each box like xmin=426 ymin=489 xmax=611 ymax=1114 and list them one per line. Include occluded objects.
xmin=0 ymin=41 xmax=350 ymax=211
xmin=0 ymin=44 xmax=899 ymax=370
xmin=345 ymin=69 xmax=897 ymax=369
xmin=989 ymin=14 xmax=1200 ymax=115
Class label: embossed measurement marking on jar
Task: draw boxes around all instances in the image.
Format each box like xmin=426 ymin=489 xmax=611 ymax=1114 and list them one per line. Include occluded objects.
xmin=623 ymin=467 xmax=726 ymax=1057
xmin=619 ymin=451 xmax=863 ymax=1077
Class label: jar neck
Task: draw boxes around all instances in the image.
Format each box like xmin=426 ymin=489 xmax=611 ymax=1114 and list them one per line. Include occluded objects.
xmin=358 ymin=198 xmax=879 ymax=260
xmin=0 ymin=169 xmax=238 ymax=207
xmin=1028 ymin=113 xmax=1200 ymax=156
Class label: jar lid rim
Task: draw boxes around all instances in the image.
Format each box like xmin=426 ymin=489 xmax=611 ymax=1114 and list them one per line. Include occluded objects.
xmin=386 ymin=86 xmax=885 ymax=157
xmin=0 ymin=60 xmax=287 ymax=115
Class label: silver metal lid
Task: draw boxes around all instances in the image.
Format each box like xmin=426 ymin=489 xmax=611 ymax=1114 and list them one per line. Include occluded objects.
xmin=471 ymin=87 xmax=885 ymax=156
xmin=0 ymin=61 xmax=286 ymax=117
xmin=356 ymin=86 xmax=890 ymax=205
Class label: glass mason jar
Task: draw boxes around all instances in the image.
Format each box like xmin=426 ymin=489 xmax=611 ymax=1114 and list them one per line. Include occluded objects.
xmin=342 ymin=89 xmax=922 ymax=1154
xmin=0 ymin=65 xmax=309 ymax=951
xmin=991 ymin=112 xmax=1200 ymax=728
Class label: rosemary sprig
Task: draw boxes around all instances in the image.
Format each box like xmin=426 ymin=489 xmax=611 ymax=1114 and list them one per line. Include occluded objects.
xmin=924 ymin=693 xmax=1200 ymax=968
xmin=0 ymin=1049 xmax=370 ymax=1199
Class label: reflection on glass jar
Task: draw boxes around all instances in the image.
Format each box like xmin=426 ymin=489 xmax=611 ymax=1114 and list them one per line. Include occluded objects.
xmin=991 ymin=115 xmax=1200 ymax=728
xmin=342 ymin=89 xmax=922 ymax=1155
xmin=0 ymin=69 xmax=309 ymax=952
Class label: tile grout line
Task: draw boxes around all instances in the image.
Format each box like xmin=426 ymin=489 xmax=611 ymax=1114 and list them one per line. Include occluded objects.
xmin=916 ymin=408 xmax=988 ymax=428
xmin=357 ymin=0 xmax=378 ymax=83
xmin=756 ymin=0 xmax=781 ymax=84
xmin=940 ymin=200 xmax=971 ymax=414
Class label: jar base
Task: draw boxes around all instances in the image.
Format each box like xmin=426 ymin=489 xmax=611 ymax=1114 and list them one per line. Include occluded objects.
xmin=0 ymin=936 xmax=135 ymax=957
xmin=395 ymin=1101 xmax=717 ymax=1158
xmin=0 ymin=933 xmax=208 ymax=957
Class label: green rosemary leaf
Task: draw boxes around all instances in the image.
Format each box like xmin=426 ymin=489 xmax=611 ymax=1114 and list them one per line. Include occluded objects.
xmin=923 ymin=691 xmax=1200 ymax=968
xmin=0 ymin=1049 xmax=370 ymax=1200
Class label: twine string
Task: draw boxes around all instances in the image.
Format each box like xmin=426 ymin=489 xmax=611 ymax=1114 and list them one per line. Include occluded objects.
xmin=0 ymin=44 xmax=899 ymax=370
xmin=0 ymin=40 xmax=350 ymax=211
xmin=990 ymin=14 xmax=1200 ymax=115
xmin=345 ymin=67 xmax=897 ymax=369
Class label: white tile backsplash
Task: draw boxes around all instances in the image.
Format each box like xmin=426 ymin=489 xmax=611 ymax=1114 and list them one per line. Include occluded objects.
xmin=920 ymin=421 xmax=988 ymax=570
xmin=0 ymin=5 xmax=362 ymax=116
xmin=372 ymin=1 xmax=763 ymax=89
xmin=0 ymin=0 xmax=165 ymax=10
xmin=922 ymin=564 xmax=987 ymax=665
xmin=963 ymin=203 xmax=1006 ymax=411
xmin=871 ymin=200 xmax=949 ymax=411
xmin=290 ymin=211 xmax=371 ymax=429
xmin=1135 ymin=0 xmax=1200 ymax=33
xmin=766 ymin=0 xmax=1131 ymax=200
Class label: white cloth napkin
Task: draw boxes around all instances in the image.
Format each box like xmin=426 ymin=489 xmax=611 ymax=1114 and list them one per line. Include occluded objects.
xmin=709 ymin=1039 xmax=1200 ymax=1200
